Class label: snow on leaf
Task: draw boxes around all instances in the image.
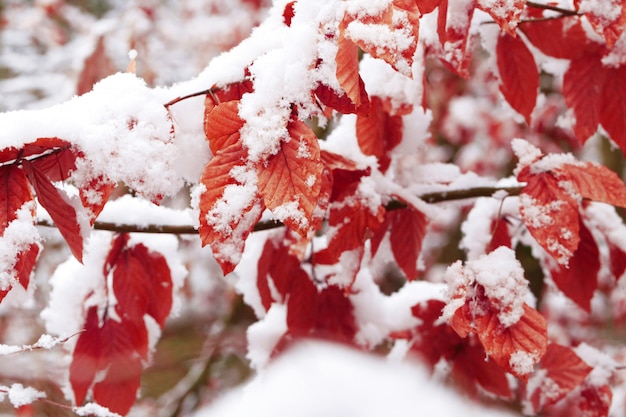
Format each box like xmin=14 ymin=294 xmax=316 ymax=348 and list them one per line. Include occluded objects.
xmin=198 ymin=140 xmax=263 ymax=275
xmin=496 ymin=32 xmax=538 ymax=124
xmin=477 ymin=0 xmax=525 ymax=35
xmin=444 ymin=249 xmax=547 ymax=380
xmin=356 ymin=96 xmax=403 ymax=172
xmin=526 ymin=343 xmax=593 ymax=413
xmin=79 ymin=176 xmax=116 ymax=225
xmin=22 ymin=160 xmax=85 ymax=262
xmin=549 ymin=218 xmax=600 ymax=312
xmin=579 ymin=0 xmax=626 ymax=48
xmin=341 ymin=0 xmax=420 ymax=77
xmin=436 ymin=0 xmax=476 ymax=77
xmin=256 ymin=119 xmax=323 ymax=236
xmin=518 ymin=167 xmax=580 ymax=265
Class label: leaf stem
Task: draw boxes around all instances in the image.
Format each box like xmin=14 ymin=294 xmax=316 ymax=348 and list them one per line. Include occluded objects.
xmin=36 ymin=185 xmax=524 ymax=235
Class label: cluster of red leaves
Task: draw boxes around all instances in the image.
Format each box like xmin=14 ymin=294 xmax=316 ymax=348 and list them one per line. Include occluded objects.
xmin=69 ymin=234 xmax=173 ymax=415
xmin=0 ymin=138 xmax=115 ymax=300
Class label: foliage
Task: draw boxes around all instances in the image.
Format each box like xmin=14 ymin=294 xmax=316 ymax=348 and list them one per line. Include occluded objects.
xmin=2 ymin=0 xmax=626 ymax=416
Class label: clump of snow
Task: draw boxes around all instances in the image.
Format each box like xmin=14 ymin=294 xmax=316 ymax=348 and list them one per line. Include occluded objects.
xmin=193 ymin=340 xmax=518 ymax=417
xmin=246 ymin=303 xmax=288 ymax=369
xmin=443 ymin=247 xmax=530 ymax=327
xmin=0 ymin=383 xmax=46 ymax=407
xmin=575 ymin=342 xmax=618 ymax=387
xmin=74 ymin=402 xmax=122 ymax=417
xmin=0 ymin=202 xmax=39 ymax=291
xmin=509 ymin=350 xmax=539 ymax=377
xmin=511 ymin=138 xmax=543 ymax=174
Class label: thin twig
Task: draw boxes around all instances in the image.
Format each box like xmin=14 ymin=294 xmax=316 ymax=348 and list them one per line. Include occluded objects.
xmin=526 ymin=1 xmax=580 ymax=16
xmin=36 ymin=185 xmax=524 ymax=235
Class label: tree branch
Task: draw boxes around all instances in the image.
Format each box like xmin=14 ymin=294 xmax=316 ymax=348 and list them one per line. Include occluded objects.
xmin=36 ymin=185 xmax=524 ymax=235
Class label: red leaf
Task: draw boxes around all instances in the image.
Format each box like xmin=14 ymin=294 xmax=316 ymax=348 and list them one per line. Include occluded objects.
xmin=108 ymin=236 xmax=173 ymax=327
xmin=387 ymin=204 xmax=428 ymax=279
xmin=410 ymin=300 xmax=463 ymax=367
xmin=204 ymin=100 xmax=245 ymax=155
xmin=418 ymin=0 xmax=442 ymax=14
xmin=496 ymin=32 xmax=538 ymax=123
xmin=410 ymin=300 xmax=512 ymax=398
xmin=519 ymin=15 xmax=592 ymax=60
xmin=356 ymin=96 xmax=403 ymax=172
xmin=451 ymin=341 xmax=513 ymax=398
xmin=198 ymin=141 xmax=263 ymax=274
xmin=562 ymin=50 xmax=626 ymax=150
xmin=486 ymin=217 xmax=512 ymax=253
xmin=92 ymin=355 xmax=143 ymax=416
xmin=608 ymin=239 xmax=626 ymax=281
xmin=316 ymin=195 xmax=385 ymax=264
xmin=22 ymin=160 xmax=84 ymax=262
xmin=13 ymin=243 xmax=39 ymax=291
xmin=314 ymin=81 xmax=370 ymax=116
xmin=29 ymin=146 xmax=77 ymax=182
xmin=70 ymin=306 xmax=149 ymax=415
xmin=527 ymin=343 xmax=593 ymax=412
xmin=550 ymin=219 xmax=600 ymax=312
xmin=77 ymin=36 xmax=115 ymax=96
xmin=453 ymin=302 xmax=547 ymax=380
xmin=283 ymin=1 xmax=296 ymax=26
xmin=476 ymin=0 xmax=524 ymax=35
xmin=256 ymin=119 xmax=323 ymax=236
xmin=0 ymin=165 xmax=32 ymax=233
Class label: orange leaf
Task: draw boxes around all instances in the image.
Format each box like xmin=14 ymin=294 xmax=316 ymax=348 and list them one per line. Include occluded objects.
xmin=204 ymin=100 xmax=245 ymax=155
xmin=256 ymin=119 xmax=323 ymax=236
xmin=453 ymin=303 xmax=547 ymax=380
xmin=560 ymin=162 xmax=626 ymax=207
xmin=198 ymin=141 xmax=263 ymax=274
xmin=496 ymin=32 xmax=538 ymax=124
xmin=386 ymin=204 xmax=428 ymax=280
xmin=335 ymin=28 xmax=369 ymax=111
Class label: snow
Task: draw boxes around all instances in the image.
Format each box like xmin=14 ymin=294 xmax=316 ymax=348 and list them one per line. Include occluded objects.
xmin=194 ymin=340 xmax=518 ymax=417
xmin=443 ymin=247 xmax=531 ymax=327
xmin=246 ymin=303 xmax=288 ymax=369
xmin=74 ymin=402 xmax=122 ymax=417
xmin=0 ymin=383 xmax=46 ymax=407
